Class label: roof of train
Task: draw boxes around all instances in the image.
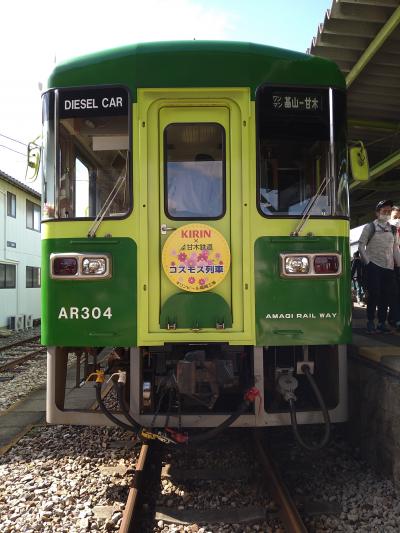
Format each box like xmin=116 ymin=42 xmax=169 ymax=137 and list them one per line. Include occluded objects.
xmin=48 ymin=40 xmax=345 ymax=99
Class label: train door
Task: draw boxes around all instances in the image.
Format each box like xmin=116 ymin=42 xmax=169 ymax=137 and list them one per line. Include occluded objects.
xmin=140 ymin=90 xmax=253 ymax=344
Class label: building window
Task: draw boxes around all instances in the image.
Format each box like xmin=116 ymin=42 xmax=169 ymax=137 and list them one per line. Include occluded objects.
xmin=0 ymin=264 xmax=16 ymax=289
xmin=26 ymin=266 xmax=41 ymax=288
xmin=7 ymin=192 xmax=16 ymax=218
xmin=26 ymin=200 xmax=41 ymax=231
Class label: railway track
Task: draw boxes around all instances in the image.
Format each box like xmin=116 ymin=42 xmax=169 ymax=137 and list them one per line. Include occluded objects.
xmin=119 ymin=444 xmax=150 ymax=533
xmin=253 ymin=430 xmax=308 ymax=533
xmin=0 ymin=336 xmax=44 ymax=373
xmin=118 ymin=430 xmax=308 ymax=532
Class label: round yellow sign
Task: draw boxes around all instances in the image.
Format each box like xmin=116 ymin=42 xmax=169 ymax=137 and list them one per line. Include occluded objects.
xmin=162 ymin=224 xmax=231 ymax=292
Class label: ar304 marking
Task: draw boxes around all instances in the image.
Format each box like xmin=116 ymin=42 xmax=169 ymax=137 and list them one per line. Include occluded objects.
xmin=58 ymin=306 xmax=112 ymax=320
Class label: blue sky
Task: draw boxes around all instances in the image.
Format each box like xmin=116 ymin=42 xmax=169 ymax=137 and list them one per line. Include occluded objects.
xmin=0 ymin=0 xmax=332 ymax=187
xmin=210 ymin=0 xmax=331 ymax=52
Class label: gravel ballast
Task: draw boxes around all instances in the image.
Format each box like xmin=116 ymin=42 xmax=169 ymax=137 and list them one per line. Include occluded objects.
xmin=0 ymin=425 xmax=139 ymax=533
xmin=1 ymin=424 xmax=400 ymax=532
xmin=0 ymin=327 xmax=40 ymax=349
xmin=270 ymin=426 xmax=400 ymax=532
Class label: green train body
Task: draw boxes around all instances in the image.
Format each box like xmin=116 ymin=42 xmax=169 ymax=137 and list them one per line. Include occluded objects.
xmin=42 ymin=42 xmax=350 ymax=432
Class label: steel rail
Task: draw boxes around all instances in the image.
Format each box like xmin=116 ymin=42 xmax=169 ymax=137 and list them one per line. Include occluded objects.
xmin=119 ymin=443 xmax=149 ymax=533
xmin=0 ymin=335 xmax=40 ymax=353
xmin=253 ymin=430 xmax=308 ymax=533
xmin=0 ymin=347 xmax=46 ymax=372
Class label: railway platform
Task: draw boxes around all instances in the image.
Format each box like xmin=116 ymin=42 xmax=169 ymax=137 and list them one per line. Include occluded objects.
xmin=0 ymin=356 xmax=95 ymax=454
xmin=351 ymin=304 xmax=400 ymax=371
xmin=349 ymin=304 xmax=400 ymax=488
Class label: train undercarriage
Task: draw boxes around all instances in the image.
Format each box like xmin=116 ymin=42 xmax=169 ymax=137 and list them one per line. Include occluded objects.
xmin=47 ymin=343 xmax=347 ymax=433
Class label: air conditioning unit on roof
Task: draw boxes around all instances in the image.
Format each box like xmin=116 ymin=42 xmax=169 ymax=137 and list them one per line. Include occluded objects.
xmin=8 ymin=315 xmax=25 ymax=331
xmin=25 ymin=314 xmax=33 ymax=329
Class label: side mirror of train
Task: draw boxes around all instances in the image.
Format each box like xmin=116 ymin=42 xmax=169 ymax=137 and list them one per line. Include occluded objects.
xmin=349 ymin=141 xmax=369 ymax=181
xmin=25 ymin=136 xmax=41 ymax=182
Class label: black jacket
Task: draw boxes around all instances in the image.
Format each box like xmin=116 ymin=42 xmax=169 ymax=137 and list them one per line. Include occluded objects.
xmin=351 ymin=257 xmax=363 ymax=280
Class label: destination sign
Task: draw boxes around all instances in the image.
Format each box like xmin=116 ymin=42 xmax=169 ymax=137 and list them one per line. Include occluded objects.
xmin=271 ymin=93 xmax=323 ymax=113
xmin=59 ymin=87 xmax=129 ymax=118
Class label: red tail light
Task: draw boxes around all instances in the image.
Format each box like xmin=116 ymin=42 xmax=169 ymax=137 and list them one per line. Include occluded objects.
xmin=314 ymin=255 xmax=339 ymax=274
xmin=53 ymin=257 xmax=78 ymax=276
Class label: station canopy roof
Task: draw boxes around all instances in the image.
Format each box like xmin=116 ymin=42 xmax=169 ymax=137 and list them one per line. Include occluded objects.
xmin=309 ymin=0 xmax=400 ymax=226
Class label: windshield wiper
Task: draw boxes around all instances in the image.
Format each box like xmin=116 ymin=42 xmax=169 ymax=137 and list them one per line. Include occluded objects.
xmin=87 ymin=165 xmax=127 ymax=238
xmin=291 ymin=174 xmax=333 ymax=237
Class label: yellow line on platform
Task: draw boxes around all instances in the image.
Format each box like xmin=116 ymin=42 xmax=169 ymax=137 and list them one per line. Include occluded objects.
xmin=358 ymin=346 xmax=400 ymax=363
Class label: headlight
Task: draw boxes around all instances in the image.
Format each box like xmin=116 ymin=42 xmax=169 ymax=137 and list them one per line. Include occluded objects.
xmin=284 ymin=256 xmax=310 ymax=274
xmin=280 ymin=253 xmax=341 ymax=277
xmin=82 ymin=257 xmax=107 ymax=275
xmin=50 ymin=253 xmax=111 ymax=279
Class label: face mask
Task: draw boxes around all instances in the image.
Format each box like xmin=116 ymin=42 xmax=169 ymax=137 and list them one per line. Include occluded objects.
xmin=390 ymin=218 xmax=400 ymax=228
xmin=378 ymin=214 xmax=390 ymax=223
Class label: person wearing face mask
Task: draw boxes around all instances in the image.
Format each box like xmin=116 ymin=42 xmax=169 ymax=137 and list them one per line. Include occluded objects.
xmin=390 ymin=206 xmax=400 ymax=233
xmin=358 ymin=199 xmax=400 ymax=334
xmin=388 ymin=206 xmax=400 ymax=325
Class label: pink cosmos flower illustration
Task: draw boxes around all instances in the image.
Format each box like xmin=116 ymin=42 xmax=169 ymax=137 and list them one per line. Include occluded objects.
xmin=215 ymin=253 xmax=221 ymax=260
xmin=188 ymin=277 xmax=195 ymax=284
xmin=199 ymin=278 xmax=206 ymax=286
xmin=178 ymin=252 xmax=187 ymax=262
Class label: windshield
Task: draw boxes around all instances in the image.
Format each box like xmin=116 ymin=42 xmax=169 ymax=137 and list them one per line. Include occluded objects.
xmin=42 ymin=87 xmax=130 ymax=220
xmin=257 ymin=86 xmax=348 ymax=217
xmin=42 ymin=92 xmax=56 ymax=218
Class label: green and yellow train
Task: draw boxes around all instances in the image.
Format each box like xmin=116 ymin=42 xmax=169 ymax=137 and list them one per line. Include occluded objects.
xmin=41 ymin=41 xmax=351 ymax=446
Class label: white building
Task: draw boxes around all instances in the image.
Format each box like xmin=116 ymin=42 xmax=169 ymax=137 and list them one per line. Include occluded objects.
xmin=0 ymin=170 xmax=41 ymax=329
xmin=350 ymin=224 xmax=366 ymax=257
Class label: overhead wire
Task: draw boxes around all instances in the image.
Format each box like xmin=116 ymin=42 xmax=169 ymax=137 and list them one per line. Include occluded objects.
xmin=0 ymin=145 xmax=26 ymax=157
xmin=0 ymin=133 xmax=28 ymax=147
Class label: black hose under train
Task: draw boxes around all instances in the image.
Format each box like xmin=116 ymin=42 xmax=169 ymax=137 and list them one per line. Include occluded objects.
xmin=187 ymin=398 xmax=251 ymax=445
xmin=116 ymin=382 xmax=142 ymax=432
xmin=289 ymin=365 xmax=331 ymax=451
xmin=95 ymin=382 xmax=135 ymax=433
xmin=97 ymin=380 xmax=253 ymax=445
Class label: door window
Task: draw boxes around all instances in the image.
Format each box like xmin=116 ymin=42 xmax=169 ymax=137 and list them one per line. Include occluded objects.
xmin=164 ymin=123 xmax=225 ymax=219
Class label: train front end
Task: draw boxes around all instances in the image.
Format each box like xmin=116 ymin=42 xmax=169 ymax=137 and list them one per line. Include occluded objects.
xmin=41 ymin=42 xmax=350 ymax=443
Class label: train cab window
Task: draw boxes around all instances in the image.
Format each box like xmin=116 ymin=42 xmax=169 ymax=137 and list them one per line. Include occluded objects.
xmin=42 ymin=87 xmax=130 ymax=220
xmin=165 ymin=123 xmax=225 ymax=219
xmin=257 ymin=86 xmax=347 ymax=217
